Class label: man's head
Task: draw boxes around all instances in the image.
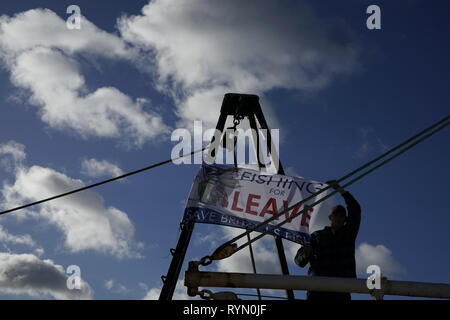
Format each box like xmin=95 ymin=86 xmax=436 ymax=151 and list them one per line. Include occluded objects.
xmin=329 ymin=205 xmax=347 ymax=230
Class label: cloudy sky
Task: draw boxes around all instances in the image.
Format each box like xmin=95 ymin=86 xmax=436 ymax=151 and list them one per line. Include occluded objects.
xmin=0 ymin=0 xmax=449 ymax=300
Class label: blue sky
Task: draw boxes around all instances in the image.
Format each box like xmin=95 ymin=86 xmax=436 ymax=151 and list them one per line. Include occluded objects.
xmin=0 ymin=0 xmax=448 ymax=300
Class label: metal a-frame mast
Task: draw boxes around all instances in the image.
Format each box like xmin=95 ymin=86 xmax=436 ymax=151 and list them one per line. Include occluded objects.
xmin=159 ymin=93 xmax=294 ymax=300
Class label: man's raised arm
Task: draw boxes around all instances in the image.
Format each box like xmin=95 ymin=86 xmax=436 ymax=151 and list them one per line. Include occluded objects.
xmin=326 ymin=180 xmax=361 ymax=238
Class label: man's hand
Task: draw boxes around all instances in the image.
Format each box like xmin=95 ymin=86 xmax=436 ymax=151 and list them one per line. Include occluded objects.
xmin=303 ymin=244 xmax=313 ymax=259
xmin=325 ymin=179 xmax=346 ymax=194
xmin=295 ymin=245 xmax=312 ymax=267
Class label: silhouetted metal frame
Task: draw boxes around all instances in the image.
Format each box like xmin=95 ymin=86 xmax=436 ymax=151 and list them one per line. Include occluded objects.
xmin=159 ymin=93 xmax=294 ymax=300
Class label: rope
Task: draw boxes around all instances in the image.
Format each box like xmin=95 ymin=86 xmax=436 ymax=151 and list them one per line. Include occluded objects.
xmin=234 ymin=118 xmax=449 ymax=252
xmin=204 ymin=115 xmax=449 ymax=259
xmin=246 ymin=232 xmax=262 ymax=300
xmin=236 ymin=293 xmax=291 ymax=300
xmin=0 ymin=146 xmax=208 ymax=216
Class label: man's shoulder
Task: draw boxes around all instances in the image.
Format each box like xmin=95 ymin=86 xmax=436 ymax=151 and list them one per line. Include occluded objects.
xmin=311 ymin=227 xmax=332 ymax=237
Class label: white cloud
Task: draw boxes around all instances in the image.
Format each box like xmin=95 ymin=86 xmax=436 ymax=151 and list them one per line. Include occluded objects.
xmin=119 ymin=0 xmax=359 ymax=126
xmin=81 ymin=158 xmax=123 ymax=179
xmin=143 ymin=279 xmax=192 ymax=300
xmin=10 ymin=46 xmax=169 ymax=147
xmin=0 ymin=142 xmax=142 ymax=259
xmin=0 ymin=140 xmax=26 ymax=172
xmin=356 ymin=243 xmax=405 ymax=278
xmin=1 ymin=165 xmax=141 ymax=258
xmin=214 ymin=226 xmax=282 ymax=275
xmin=104 ymin=279 xmax=129 ymax=294
xmin=208 ymin=226 xmax=296 ymax=299
xmin=0 ymin=9 xmax=129 ymax=59
xmin=105 ymin=279 xmax=114 ymax=290
xmin=0 ymin=225 xmax=36 ymax=248
xmin=352 ymin=127 xmax=389 ymax=160
xmin=34 ymin=247 xmax=45 ymax=257
xmin=0 ymin=9 xmax=169 ymax=147
xmin=138 ymin=282 xmax=149 ymax=291
xmin=0 ymin=252 xmax=92 ymax=299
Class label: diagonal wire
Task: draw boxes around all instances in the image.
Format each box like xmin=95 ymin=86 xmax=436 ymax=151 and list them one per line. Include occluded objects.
xmin=233 ymin=119 xmax=449 ymax=253
xmin=0 ymin=146 xmax=208 ymax=217
xmin=206 ymin=115 xmax=449 ymax=257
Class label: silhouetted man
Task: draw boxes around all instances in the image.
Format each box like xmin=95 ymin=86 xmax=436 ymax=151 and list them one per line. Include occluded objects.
xmin=295 ymin=180 xmax=361 ymax=300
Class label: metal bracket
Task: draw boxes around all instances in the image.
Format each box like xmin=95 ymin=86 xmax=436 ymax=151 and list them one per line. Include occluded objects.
xmin=369 ymin=276 xmax=387 ymax=300
xmin=186 ymin=260 xmax=200 ymax=297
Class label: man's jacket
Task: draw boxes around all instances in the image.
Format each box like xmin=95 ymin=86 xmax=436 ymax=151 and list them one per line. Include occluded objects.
xmin=296 ymin=192 xmax=361 ymax=278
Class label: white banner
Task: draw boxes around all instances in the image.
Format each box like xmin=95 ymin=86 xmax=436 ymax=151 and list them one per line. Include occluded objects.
xmin=183 ymin=164 xmax=333 ymax=245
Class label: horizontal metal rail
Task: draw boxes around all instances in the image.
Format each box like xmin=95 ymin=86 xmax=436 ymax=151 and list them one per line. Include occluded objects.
xmin=185 ymin=270 xmax=450 ymax=299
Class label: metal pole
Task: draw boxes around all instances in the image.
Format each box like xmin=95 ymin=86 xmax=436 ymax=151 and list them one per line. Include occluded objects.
xmin=274 ymin=237 xmax=295 ymax=300
xmin=251 ymin=108 xmax=294 ymax=300
xmin=159 ymin=108 xmax=229 ymax=300
xmin=159 ymin=221 xmax=195 ymax=300
xmin=185 ymin=270 xmax=450 ymax=299
xmin=246 ymin=232 xmax=262 ymax=300
xmin=253 ymin=105 xmax=283 ymax=174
